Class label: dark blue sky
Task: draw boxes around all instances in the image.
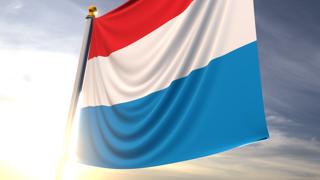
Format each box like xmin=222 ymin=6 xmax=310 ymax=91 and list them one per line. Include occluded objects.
xmin=256 ymin=0 xmax=320 ymax=140
xmin=0 ymin=0 xmax=319 ymax=179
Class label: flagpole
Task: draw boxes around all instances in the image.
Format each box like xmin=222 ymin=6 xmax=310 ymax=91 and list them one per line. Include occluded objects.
xmin=56 ymin=6 xmax=97 ymax=180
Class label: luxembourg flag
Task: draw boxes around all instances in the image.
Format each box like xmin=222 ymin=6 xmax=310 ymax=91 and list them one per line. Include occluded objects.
xmin=77 ymin=0 xmax=269 ymax=169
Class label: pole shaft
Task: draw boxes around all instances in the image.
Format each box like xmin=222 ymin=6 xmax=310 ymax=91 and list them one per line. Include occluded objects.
xmin=56 ymin=15 xmax=94 ymax=180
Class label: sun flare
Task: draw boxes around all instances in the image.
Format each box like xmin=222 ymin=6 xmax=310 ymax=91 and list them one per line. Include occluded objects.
xmin=0 ymin=49 xmax=79 ymax=180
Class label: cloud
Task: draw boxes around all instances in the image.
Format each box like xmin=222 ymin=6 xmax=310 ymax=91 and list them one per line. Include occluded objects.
xmin=4 ymin=0 xmax=23 ymax=13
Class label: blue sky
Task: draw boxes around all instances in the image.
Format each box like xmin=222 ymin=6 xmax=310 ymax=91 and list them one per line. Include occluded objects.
xmin=0 ymin=0 xmax=319 ymax=179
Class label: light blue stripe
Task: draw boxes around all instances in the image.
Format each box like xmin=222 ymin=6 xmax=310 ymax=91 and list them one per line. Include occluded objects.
xmin=78 ymin=42 xmax=269 ymax=169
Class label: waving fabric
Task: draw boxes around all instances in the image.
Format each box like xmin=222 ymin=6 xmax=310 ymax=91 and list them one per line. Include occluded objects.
xmin=77 ymin=0 xmax=269 ymax=169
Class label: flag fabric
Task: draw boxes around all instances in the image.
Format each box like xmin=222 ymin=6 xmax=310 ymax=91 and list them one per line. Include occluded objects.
xmin=77 ymin=0 xmax=269 ymax=169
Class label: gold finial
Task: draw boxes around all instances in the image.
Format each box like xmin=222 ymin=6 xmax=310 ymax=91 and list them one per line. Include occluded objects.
xmin=88 ymin=5 xmax=98 ymax=17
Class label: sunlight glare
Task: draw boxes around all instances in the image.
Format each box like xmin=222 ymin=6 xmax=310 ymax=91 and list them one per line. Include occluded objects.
xmin=0 ymin=49 xmax=78 ymax=179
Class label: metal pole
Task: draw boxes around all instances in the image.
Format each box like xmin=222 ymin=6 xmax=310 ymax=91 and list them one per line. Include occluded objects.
xmin=56 ymin=6 xmax=97 ymax=180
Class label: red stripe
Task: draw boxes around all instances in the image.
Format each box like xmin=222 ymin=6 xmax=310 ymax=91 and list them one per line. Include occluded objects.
xmin=88 ymin=0 xmax=193 ymax=60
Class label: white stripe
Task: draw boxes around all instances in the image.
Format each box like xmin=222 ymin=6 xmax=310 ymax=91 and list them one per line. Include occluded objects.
xmin=83 ymin=0 xmax=257 ymax=107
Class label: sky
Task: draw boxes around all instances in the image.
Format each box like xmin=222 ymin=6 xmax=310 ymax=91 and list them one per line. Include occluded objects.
xmin=0 ymin=0 xmax=320 ymax=180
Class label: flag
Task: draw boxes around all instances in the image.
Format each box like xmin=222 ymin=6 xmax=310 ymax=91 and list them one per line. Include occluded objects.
xmin=77 ymin=0 xmax=269 ymax=169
